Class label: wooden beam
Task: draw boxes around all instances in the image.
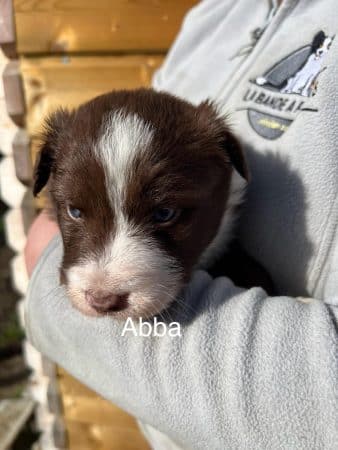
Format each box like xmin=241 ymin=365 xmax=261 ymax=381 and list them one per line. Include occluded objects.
xmin=47 ymin=379 xmax=63 ymax=416
xmin=0 ymin=398 xmax=35 ymax=450
xmin=66 ymin=420 xmax=150 ymax=450
xmin=13 ymin=0 xmax=196 ymax=54
xmin=53 ymin=415 xmax=68 ymax=449
xmin=0 ymin=49 xmax=19 ymax=149
xmin=58 ymin=369 xmax=150 ymax=450
xmin=21 ymin=55 xmax=163 ymax=135
xmin=0 ymin=0 xmax=16 ymax=57
xmin=2 ymin=60 xmax=25 ymax=126
xmin=12 ymin=128 xmax=32 ymax=185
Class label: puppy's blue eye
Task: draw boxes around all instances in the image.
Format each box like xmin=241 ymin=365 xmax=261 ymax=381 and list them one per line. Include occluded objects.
xmin=153 ymin=208 xmax=178 ymax=224
xmin=67 ymin=206 xmax=82 ymax=220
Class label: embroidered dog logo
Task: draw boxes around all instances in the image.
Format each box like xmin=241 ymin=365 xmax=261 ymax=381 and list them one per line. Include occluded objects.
xmin=255 ymin=31 xmax=334 ymax=97
xmin=239 ymin=30 xmax=334 ymax=139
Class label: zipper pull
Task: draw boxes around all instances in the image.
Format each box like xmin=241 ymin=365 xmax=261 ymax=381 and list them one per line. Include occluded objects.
xmin=230 ymin=0 xmax=280 ymax=60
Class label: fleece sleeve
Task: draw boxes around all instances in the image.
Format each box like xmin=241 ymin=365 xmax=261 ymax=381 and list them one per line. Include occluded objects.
xmin=25 ymin=236 xmax=338 ymax=450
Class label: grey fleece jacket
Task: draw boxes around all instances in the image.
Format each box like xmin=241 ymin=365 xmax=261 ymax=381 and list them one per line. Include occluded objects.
xmin=26 ymin=1 xmax=338 ymax=449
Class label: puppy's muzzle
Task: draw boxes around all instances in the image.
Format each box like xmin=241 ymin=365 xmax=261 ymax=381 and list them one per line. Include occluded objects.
xmin=85 ymin=290 xmax=129 ymax=314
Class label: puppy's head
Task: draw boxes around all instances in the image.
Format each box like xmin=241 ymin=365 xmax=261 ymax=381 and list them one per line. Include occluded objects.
xmin=34 ymin=89 xmax=248 ymax=319
xmin=312 ymin=31 xmax=334 ymax=57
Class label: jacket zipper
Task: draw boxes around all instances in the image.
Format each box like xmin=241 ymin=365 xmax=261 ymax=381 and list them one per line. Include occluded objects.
xmin=217 ymin=0 xmax=299 ymax=104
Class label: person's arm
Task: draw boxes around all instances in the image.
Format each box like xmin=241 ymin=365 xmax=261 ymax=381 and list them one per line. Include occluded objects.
xmin=25 ymin=235 xmax=338 ymax=450
xmin=24 ymin=210 xmax=59 ymax=277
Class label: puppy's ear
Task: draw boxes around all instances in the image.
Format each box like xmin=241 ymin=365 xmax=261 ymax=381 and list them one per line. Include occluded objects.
xmin=311 ymin=30 xmax=326 ymax=52
xmin=221 ymin=130 xmax=249 ymax=181
xmin=33 ymin=109 xmax=71 ymax=196
xmin=196 ymin=100 xmax=249 ymax=181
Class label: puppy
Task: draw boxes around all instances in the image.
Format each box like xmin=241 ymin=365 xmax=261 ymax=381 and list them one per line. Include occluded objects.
xmin=33 ymin=88 xmax=269 ymax=320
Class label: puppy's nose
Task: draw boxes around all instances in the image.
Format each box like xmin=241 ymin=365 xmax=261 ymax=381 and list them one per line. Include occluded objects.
xmin=85 ymin=291 xmax=129 ymax=313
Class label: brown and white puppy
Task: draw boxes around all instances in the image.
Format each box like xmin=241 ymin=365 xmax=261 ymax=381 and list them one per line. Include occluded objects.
xmin=33 ymin=88 xmax=250 ymax=319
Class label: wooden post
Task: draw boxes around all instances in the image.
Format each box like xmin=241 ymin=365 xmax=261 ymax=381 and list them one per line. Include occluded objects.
xmin=0 ymin=0 xmax=16 ymax=57
xmin=12 ymin=129 xmax=32 ymax=185
xmin=3 ymin=60 xmax=25 ymax=126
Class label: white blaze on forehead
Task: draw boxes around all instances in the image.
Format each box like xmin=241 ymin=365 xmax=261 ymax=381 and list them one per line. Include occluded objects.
xmin=94 ymin=109 xmax=154 ymax=210
xmin=69 ymin=114 xmax=181 ymax=318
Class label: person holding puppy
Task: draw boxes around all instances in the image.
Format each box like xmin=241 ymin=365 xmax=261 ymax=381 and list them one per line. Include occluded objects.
xmin=25 ymin=1 xmax=338 ymax=449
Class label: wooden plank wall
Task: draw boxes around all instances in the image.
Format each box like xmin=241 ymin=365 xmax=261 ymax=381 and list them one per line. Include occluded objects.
xmin=13 ymin=0 xmax=195 ymax=54
xmin=1 ymin=1 xmax=197 ymax=449
xmin=58 ymin=368 xmax=150 ymax=450
xmin=22 ymin=55 xmax=163 ymax=137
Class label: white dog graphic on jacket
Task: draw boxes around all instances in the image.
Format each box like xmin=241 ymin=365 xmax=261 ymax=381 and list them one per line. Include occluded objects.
xmin=256 ymin=31 xmax=334 ymax=97
xmin=282 ymin=32 xmax=334 ymax=96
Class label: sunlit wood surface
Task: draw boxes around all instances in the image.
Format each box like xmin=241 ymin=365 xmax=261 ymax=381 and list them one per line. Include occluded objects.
xmin=14 ymin=0 xmax=197 ymax=54
xmin=21 ymin=55 xmax=164 ymax=136
xmin=58 ymin=368 xmax=150 ymax=450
